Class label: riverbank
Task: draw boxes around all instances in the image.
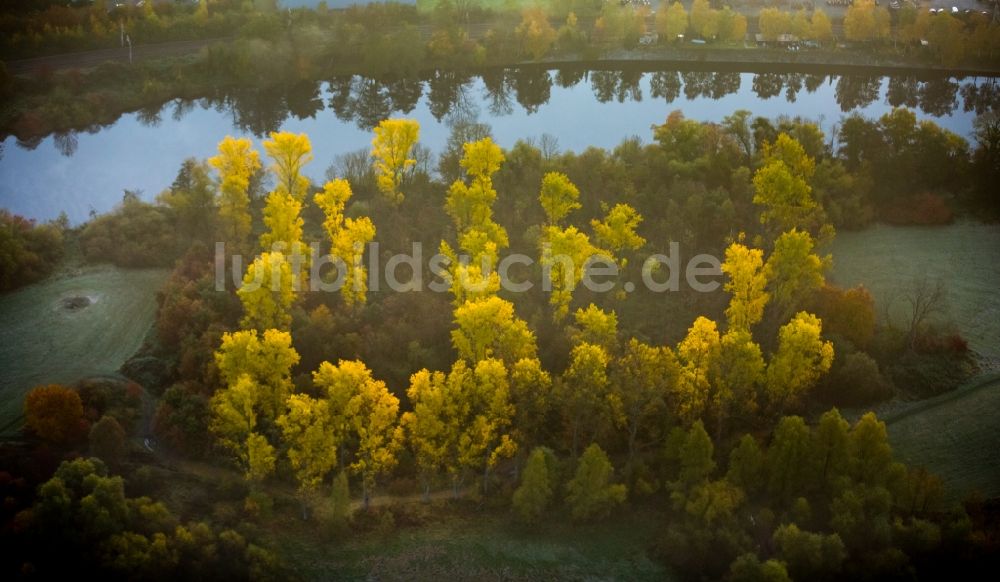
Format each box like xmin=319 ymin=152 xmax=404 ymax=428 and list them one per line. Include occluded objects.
xmin=7 ymin=37 xmax=999 ymax=80
xmin=543 ymin=46 xmax=1000 ymax=78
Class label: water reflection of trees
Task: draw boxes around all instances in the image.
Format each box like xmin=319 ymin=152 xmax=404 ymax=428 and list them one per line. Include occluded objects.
xmin=34 ymin=68 xmax=1000 ymax=157
xmin=212 ymin=70 xmax=999 ymax=135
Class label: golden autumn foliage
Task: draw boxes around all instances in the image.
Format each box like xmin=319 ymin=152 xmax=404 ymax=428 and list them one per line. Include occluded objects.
xmin=209 ymin=136 xmax=260 ymax=252
xmin=371 ymin=118 xmax=420 ymax=205
xmin=24 ymin=384 xmax=85 ymax=444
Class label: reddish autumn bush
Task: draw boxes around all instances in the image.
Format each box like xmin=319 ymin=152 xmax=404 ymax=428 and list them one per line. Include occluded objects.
xmin=23 ymin=384 xmax=87 ymax=445
xmin=808 ymin=284 xmax=876 ymax=350
xmin=882 ymin=192 xmax=953 ymax=226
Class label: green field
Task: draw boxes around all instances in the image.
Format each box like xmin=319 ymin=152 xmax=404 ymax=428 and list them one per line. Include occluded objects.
xmin=830 ymin=221 xmax=1000 ymax=366
xmin=886 ymin=373 xmax=1000 ymax=501
xmin=0 ymin=265 xmax=168 ymax=436
xmin=831 ymin=222 xmax=1000 ymax=501
xmin=266 ymin=505 xmax=671 ymax=580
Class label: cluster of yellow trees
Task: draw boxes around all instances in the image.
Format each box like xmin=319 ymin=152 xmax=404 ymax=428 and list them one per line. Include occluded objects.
xmin=657 ymin=0 xmax=750 ymax=43
xmin=202 ymin=120 xmax=840 ymax=509
xmin=756 ymin=6 xmax=834 ymax=42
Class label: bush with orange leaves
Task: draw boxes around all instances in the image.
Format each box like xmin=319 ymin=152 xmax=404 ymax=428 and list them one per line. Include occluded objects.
xmin=23 ymin=384 xmax=87 ymax=444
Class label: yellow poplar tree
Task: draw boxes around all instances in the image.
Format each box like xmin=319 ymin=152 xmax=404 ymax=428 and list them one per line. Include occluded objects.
xmin=812 ymin=9 xmax=834 ymax=43
xmin=462 ymin=358 xmax=517 ymax=494
xmin=263 ymin=131 xmax=313 ymax=201
xmin=214 ymin=328 xmax=299 ymax=424
xmin=315 ymin=179 xmax=376 ymax=307
xmin=672 ymin=316 xmax=721 ymax=425
xmin=371 ymin=118 xmax=420 ymax=205
xmin=540 ymin=224 xmax=608 ymax=322
xmin=238 ymin=251 xmax=296 ymax=331
xmin=259 ymin=190 xmax=305 ymax=255
xmin=313 ymin=359 xmax=402 ymax=508
xmin=765 ymin=228 xmax=827 ymax=320
xmin=571 ymin=304 xmax=619 ymax=353
xmin=402 ymin=359 xmax=516 ymax=498
xmin=721 ymin=238 xmax=770 ymax=333
xmin=766 ymin=312 xmax=834 ymax=413
xmin=210 ymin=374 xmax=260 ymax=476
xmin=452 ymin=296 xmax=537 ymax=365
xmin=209 ymin=136 xmax=261 ymax=252
xmin=591 ymin=203 xmax=646 ymax=267
xmin=443 ymin=137 xmax=508 ymax=305
xmin=516 ymin=7 xmax=557 ymax=60
xmin=277 ymin=394 xmax=338 ymax=494
xmin=539 ymin=171 xmax=581 ymax=226
xmin=401 ymin=368 xmax=453 ymax=498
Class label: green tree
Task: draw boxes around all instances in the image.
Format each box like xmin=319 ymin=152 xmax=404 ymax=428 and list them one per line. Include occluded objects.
xmin=512 ymin=446 xmax=555 ymax=523
xmin=610 ymin=339 xmax=679 ymax=468
xmin=90 ymin=415 xmax=126 ymax=469
xmin=766 ymin=416 xmax=814 ymax=501
xmin=772 ymin=523 xmax=847 ymax=579
xmin=729 ymin=553 xmax=792 ymax=582
xmin=328 ymin=471 xmax=352 ymax=531
xmin=812 ymin=408 xmax=851 ymax=493
xmin=753 ymin=134 xmax=819 ymax=235
xmin=561 ymin=342 xmax=611 ymax=457
xmin=726 ymin=434 xmax=766 ymax=496
xmin=712 ymin=330 xmax=765 ymax=440
xmin=157 ymin=159 xmax=216 ymax=242
xmin=849 ymin=412 xmax=893 ymax=486
xmin=566 ymin=443 xmax=627 ymax=521
xmin=677 ymin=420 xmax=716 ymax=488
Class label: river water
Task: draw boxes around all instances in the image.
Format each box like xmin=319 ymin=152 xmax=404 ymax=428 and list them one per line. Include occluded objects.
xmin=1 ymin=66 xmax=997 ymax=223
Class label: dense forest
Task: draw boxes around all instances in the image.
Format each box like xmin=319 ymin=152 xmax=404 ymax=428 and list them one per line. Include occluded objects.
xmin=3 ymin=105 xmax=998 ymax=578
